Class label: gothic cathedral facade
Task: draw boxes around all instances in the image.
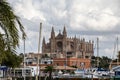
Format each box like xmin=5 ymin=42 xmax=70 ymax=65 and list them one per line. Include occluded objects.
xmin=42 ymin=26 xmax=94 ymax=59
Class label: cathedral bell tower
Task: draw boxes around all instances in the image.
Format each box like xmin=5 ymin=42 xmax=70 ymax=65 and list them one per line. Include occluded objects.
xmin=62 ymin=26 xmax=67 ymax=55
xmin=51 ymin=27 xmax=55 ymax=38
xmin=63 ymin=26 xmax=67 ymax=38
xmin=42 ymin=37 xmax=46 ymax=53
xmin=74 ymin=35 xmax=77 ymax=55
xmin=50 ymin=27 xmax=55 ymax=53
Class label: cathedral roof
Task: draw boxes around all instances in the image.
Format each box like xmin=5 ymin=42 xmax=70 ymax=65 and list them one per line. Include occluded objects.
xmin=56 ymin=33 xmax=63 ymax=39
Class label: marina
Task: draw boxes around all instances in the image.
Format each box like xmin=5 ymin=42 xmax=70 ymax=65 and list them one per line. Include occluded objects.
xmin=0 ymin=66 xmax=120 ymax=80
xmin=0 ymin=0 xmax=120 ymax=80
xmin=0 ymin=26 xmax=120 ymax=80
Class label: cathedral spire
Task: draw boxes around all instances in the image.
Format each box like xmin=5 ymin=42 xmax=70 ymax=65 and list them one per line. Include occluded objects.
xmin=42 ymin=37 xmax=46 ymax=45
xmin=52 ymin=27 xmax=54 ymax=33
xmin=63 ymin=25 xmax=67 ymax=37
xmin=59 ymin=30 xmax=61 ymax=34
xmin=74 ymin=35 xmax=76 ymax=39
xmin=51 ymin=27 xmax=55 ymax=38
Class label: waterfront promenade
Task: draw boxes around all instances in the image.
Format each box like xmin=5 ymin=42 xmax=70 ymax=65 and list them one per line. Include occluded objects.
xmin=0 ymin=77 xmax=114 ymax=80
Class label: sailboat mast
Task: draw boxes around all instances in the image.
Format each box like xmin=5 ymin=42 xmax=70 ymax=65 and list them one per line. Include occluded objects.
xmin=117 ymin=37 xmax=119 ymax=65
xmin=36 ymin=22 xmax=42 ymax=80
xmin=109 ymin=39 xmax=116 ymax=69
xmin=23 ymin=38 xmax=26 ymax=80
xmin=97 ymin=38 xmax=99 ymax=67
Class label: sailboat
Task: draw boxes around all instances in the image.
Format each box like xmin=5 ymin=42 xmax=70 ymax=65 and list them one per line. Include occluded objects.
xmin=92 ymin=38 xmax=110 ymax=78
xmin=109 ymin=37 xmax=120 ymax=78
xmin=108 ymin=37 xmax=118 ymax=77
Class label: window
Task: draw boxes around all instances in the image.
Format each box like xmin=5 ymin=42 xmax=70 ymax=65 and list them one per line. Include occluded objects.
xmin=57 ymin=63 xmax=59 ymax=66
xmin=80 ymin=62 xmax=85 ymax=67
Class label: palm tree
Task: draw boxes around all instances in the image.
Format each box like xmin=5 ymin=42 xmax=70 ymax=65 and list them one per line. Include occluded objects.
xmin=0 ymin=0 xmax=26 ymax=65
xmin=44 ymin=65 xmax=54 ymax=80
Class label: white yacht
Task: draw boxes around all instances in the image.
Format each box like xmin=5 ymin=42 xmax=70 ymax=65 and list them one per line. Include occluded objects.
xmin=92 ymin=68 xmax=110 ymax=78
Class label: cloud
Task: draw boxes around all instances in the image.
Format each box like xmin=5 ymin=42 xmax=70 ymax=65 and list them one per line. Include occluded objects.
xmin=7 ymin=0 xmax=120 ymax=58
xmin=69 ymin=0 xmax=120 ymax=31
xmin=9 ymin=0 xmax=46 ymax=21
xmin=8 ymin=0 xmax=120 ymax=32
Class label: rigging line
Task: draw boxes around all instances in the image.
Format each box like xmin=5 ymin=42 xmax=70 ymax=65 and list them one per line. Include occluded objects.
xmin=109 ymin=38 xmax=117 ymax=69
xmin=116 ymin=37 xmax=119 ymax=65
xmin=112 ymin=38 xmax=117 ymax=60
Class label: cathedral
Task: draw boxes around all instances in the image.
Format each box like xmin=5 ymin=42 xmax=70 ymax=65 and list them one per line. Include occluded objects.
xmin=42 ymin=26 xmax=94 ymax=59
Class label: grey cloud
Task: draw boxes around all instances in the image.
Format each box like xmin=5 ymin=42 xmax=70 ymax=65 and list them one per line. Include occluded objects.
xmin=68 ymin=30 xmax=120 ymax=36
xmin=7 ymin=0 xmax=120 ymax=58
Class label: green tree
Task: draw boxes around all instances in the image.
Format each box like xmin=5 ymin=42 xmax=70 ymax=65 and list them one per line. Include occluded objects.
xmin=99 ymin=56 xmax=111 ymax=69
xmin=44 ymin=65 xmax=54 ymax=80
xmin=0 ymin=0 xmax=26 ymax=67
xmin=91 ymin=56 xmax=98 ymax=67
xmin=91 ymin=56 xmax=111 ymax=69
xmin=1 ymin=51 xmax=22 ymax=68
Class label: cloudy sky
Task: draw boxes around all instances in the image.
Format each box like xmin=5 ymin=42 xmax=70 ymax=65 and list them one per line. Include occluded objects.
xmin=7 ymin=0 xmax=120 ymax=59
